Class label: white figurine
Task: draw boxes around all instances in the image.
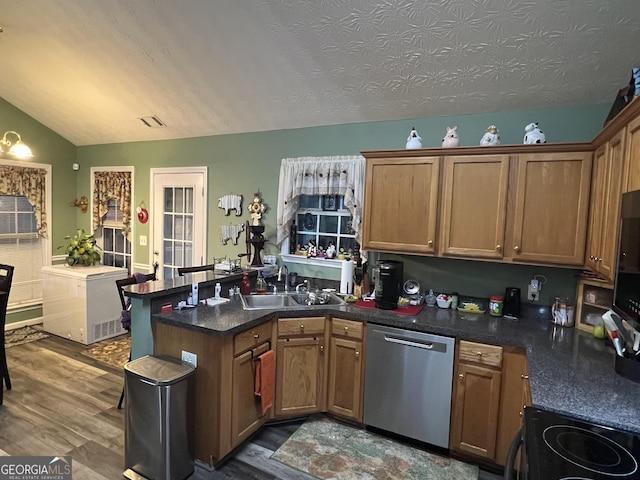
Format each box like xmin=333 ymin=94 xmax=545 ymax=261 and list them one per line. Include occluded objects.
xmin=523 ymin=122 xmax=547 ymax=144
xmin=441 ymin=126 xmax=459 ymax=148
xmin=480 ymin=125 xmax=500 ymax=146
xmin=406 ymin=127 xmax=422 ymax=149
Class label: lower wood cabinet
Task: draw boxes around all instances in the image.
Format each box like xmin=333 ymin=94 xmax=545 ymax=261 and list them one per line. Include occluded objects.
xmin=450 ymin=340 xmax=531 ymax=468
xmin=450 ymin=340 xmax=503 ymax=461
xmin=494 ymin=347 xmax=531 ymax=467
xmin=327 ymin=317 xmax=365 ymax=421
xmin=231 ymin=321 xmax=274 ymax=447
xmin=275 ymin=317 xmax=327 ymax=416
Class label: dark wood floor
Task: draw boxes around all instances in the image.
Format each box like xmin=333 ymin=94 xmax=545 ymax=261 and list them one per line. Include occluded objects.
xmin=1 ymin=330 xmax=501 ymax=479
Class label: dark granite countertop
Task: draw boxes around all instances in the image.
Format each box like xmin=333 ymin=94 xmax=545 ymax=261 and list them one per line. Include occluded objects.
xmin=152 ymin=297 xmax=640 ymax=435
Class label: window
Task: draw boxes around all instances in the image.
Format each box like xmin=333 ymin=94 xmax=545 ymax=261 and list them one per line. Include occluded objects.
xmin=0 ymin=195 xmax=44 ymax=307
xmin=97 ymin=198 xmax=132 ymax=272
xmin=294 ymin=195 xmax=355 ymax=255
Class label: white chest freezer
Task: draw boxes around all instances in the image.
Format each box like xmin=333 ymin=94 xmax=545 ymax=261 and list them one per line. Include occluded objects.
xmin=42 ymin=264 xmax=129 ymax=344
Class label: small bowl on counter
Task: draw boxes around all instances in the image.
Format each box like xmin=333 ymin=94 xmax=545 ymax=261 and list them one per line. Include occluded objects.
xmin=436 ymin=294 xmax=452 ymax=309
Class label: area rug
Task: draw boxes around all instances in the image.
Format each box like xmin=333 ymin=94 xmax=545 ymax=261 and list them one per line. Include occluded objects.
xmin=4 ymin=326 xmax=49 ymax=348
xmin=271 ymin=415 xmax=478 ymax=480
xmin=80 ymin=335 xmax=130 ymax=369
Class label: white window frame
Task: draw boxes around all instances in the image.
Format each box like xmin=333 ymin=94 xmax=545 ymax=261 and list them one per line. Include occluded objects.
xmin=0 ymin=159 xmax=52 ymax=312
xmin=90 ymin=166 xmax=134 ymax=270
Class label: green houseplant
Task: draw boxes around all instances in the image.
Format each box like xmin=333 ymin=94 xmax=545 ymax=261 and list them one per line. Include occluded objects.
xmin=58 ymin=228 xmax=101 ymax=266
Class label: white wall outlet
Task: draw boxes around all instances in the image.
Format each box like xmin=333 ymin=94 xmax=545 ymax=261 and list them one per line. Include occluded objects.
xmin=139 ymin=235 xmax=147 ymax=246
xmin=181 ymin=350 xmax=197 ymax=367
xmin=527 ymin=279 xmax=540 ymax=301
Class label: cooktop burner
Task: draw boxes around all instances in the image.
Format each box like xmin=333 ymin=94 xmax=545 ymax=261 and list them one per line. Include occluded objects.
xmin=525 ymin=408 xmax=640 ymax=480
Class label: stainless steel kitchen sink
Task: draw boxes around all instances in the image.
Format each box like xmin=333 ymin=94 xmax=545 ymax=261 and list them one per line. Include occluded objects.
xmin=240 ymin=292 xmax=345 ymax=310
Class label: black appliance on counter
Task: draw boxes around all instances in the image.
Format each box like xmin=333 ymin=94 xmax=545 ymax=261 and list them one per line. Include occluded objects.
xmin=506 ymin=407 xmax=640 ymax=479
xmin=613 ymin=189 xmax=640 ymax=326
xmin=374 ymin=260 xmax=403 ymax=310
xmin=503 ymin=287 xmax=521 ymax=319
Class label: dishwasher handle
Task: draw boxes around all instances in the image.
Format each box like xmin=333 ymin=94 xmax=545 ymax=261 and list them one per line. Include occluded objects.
xmin=383 ymin=334 xmax=448 ymax=353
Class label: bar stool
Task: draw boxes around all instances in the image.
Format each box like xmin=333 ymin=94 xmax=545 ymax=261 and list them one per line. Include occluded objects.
xmin=0 ymin=264 xmax=15 ymax=406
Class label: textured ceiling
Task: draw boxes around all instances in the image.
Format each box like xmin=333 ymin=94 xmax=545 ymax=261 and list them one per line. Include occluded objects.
xmin=1 ymin=0 xmax=639 ymax=146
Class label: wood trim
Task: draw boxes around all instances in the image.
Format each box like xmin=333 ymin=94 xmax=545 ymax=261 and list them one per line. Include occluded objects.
xmin=593 ymin=95 xmax=640 ymax=147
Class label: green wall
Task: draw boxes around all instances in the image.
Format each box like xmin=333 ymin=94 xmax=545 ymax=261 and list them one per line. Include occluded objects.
xmin=2 ymin=97 xmax=611 ymax=325
xmin=1 ymin=97 xmax=77 ymax=325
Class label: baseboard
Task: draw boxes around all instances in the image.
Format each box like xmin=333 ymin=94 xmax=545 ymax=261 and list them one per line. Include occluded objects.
xmin=4 ymin=317 xmax=43 ymax=331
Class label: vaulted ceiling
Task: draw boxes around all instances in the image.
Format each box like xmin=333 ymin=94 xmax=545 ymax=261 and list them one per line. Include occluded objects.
xmin=1 ymin=0 xmax=639 ymax=146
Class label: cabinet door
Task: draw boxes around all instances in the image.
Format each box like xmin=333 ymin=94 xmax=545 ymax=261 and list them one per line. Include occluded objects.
xmin=440 ymin=155 xmax=509 ymax=259
xmin=327 ymin=336 xmax=363 ymax=421
xmin=362 ymin=156 xmax=440 ymax=254
xmin=511 ymin=152 xmax=592 ymax=265
xmin=231 ymin=342 xmax=270 ymax=446
xmin=495 ymin=348 xmax=529 ymax=466
xmin=585 ymin=145 xmax=607 ymax=273
xmin=275 ymin=336 xmax=326 ymax=416
xmin=450 ymin=362 xmax=502 ymax=461
xmin=624 ymin=114 xmax=640 ymax=193
xmin=597 ymin=131 xmax=626 ymax=280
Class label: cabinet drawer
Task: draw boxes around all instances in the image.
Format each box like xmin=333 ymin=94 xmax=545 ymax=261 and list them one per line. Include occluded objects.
xmin=234 ymin=321 xmax=273 ymax=355
xmin=459 ymin=340 xmax=503 ymax=368
xmin=331 ymin=318 xmax=363 ymax=340
xmin=278 ymin=317 xmax=325 ymax=337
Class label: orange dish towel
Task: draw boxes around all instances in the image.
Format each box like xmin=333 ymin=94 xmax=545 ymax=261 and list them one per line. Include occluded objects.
xmin=254 ymin=349 xmax=275 ymax=415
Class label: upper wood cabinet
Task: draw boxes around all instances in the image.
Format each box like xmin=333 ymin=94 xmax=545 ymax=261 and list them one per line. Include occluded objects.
xmin=509 ymin=152 xmax=592 ymax=265
xmin=439 ymin=155 xmax=510 ymax=259
xmin=623 ymin=114 xmax=640 ymax=193
xmin=585 ymin=130 xmax=626 ymax=281
xmin=362 ymin=156 xmax=440 ymax=255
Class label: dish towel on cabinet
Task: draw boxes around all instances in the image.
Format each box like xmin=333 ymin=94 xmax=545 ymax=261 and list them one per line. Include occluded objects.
xmin=254 ymin=349 xmax=275 ymax=414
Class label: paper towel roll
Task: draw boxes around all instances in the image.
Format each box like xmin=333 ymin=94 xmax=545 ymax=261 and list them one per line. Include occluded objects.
xmin=340 ymin=260 xmax=354 ymax=294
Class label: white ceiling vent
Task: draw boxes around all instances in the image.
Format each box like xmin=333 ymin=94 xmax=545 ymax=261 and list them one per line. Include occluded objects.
xmin=139 ymin=115 xmax=166 ymax=128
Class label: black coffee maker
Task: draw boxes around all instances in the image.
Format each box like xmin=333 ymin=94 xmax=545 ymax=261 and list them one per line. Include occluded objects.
xmin=503 ymin=287 xmax=521 ymax=319
xmin=375 ymin=260 xmax=403 ymax=310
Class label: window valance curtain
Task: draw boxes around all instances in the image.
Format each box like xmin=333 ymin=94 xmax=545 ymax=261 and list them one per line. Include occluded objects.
xmin=276 ymin=155 xmax=365 ymax=247
xmin=0 ymin=165 xmax=48 ymax=238
xmin=92 ymin=171 xmax=132 ymax=239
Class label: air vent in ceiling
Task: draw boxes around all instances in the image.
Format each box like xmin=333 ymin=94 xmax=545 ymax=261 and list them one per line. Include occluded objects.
xmin=139 ymin=115 xmax=166 ymax=128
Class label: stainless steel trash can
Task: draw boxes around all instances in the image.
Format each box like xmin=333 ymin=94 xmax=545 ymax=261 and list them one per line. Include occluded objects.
xmin=123 ymin=355 xmax=195 ymax=480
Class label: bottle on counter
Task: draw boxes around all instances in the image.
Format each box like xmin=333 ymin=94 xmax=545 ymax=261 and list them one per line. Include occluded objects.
xmin=256 ymin=271 xmax=267 ymax=295
xmin=240 ymin=272 xmax=251 ymax=295
xmin=426 ymin=289 xmax=436 ymax=307
xmin=490 ymin=295 xmax=504 ymax=316
xmin=451 ymin=292 xmax=459 ymax=310
xmin=215 ymin=282 xmax=221 ymax=299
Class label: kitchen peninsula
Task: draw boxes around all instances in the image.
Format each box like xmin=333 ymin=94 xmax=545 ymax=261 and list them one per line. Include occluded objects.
xmin=140 ymin=286 xmax=640 ymax=467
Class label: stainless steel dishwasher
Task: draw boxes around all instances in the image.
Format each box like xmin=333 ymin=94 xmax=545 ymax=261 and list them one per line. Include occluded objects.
xmin=364 ymin=323 xmax=455 ymax=449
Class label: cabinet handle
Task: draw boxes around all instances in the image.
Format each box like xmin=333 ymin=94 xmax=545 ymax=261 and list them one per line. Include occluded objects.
xmin=589 ymin=255 xmax=596 ymax=260
xmin=320 ymin=344 xmax=324 ymax=352
xmin=355 ymin=351 xmax=360 ymax=357
xmin=476 ymin=351 xmax=483 ymax=356
xmin=300 ymin=324 xmax=305 ymax=331
xmin=427 ymin=240 xmax=433 ymax=246
xmin=458 ymin=373 xmax=464 ymax=380
xmin=253 ymin=334 xmax=259 ymax=339
xmin=496 ymin=244 xmax=502 ymax=251
xmin=521 ymin=374 xmax=529 ymax=379
xmin=344 ymin=326 xmax=349 ymax=332
xmin=514 ymin=245 xmax=520 ymax=252
xmin=519 ymin=410 xmax=524 ymax=417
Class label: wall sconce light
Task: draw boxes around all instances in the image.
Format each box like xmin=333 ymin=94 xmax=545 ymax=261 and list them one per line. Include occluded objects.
xmin=0 ymin=131 xmax=33 ymax=159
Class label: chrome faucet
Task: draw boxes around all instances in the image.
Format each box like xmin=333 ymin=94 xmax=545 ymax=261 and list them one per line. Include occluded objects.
xmin=267 ymin=282 xmax=277 ymax=294
xmin=278 ymin=264 xmax=289 ymax=292
xmin=296 ymin=279 xmax=309 ymax=293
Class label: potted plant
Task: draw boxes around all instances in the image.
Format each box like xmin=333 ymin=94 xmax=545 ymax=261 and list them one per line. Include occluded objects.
xmin=58 ymin=228 xmax=101 ymax=266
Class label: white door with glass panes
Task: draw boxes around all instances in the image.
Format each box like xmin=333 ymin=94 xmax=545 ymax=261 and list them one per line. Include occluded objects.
xmin=151 ymin=168 xmax=207 ymax=279
xmin=295 ymin=195 xmax=355 ymax=257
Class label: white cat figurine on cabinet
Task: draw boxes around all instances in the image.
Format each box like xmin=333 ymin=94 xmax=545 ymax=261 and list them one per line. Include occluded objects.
xmin=441 ymin=126 xmax=459 ymax=147
xmin=406 ymin=127 xmax=422 ymax=149
xmin=480 ymin=125 xmax=500 ymax=146
xmin=523 ymin=122 xmax=546 ymax=144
